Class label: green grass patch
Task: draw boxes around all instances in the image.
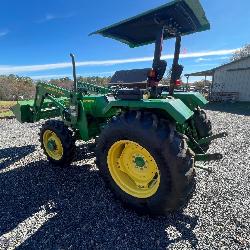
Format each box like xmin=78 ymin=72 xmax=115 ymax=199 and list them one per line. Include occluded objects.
xmin=0 ymin=110 xmax=13 ymax=118
xmin=0 ymin=101 xmax=16 ymax=107
xmin=0 ymin=101 xmax=16 ymax=118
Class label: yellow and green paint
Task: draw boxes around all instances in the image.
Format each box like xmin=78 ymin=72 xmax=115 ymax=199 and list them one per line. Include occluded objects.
xmin=107 ymin=140 xmax=160 ymax=198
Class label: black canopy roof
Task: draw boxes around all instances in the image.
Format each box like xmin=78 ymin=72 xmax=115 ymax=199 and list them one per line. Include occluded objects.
xmin=90 ymin=0 xmax=210 ymax=48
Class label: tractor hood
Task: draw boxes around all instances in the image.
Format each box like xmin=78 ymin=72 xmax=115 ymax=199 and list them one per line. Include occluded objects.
xmin=90 ymin=0 xmax=210 ymax=48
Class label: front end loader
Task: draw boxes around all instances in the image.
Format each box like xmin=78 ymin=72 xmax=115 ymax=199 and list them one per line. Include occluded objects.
xmin=11 ymin=0 xmax=227 ymax=215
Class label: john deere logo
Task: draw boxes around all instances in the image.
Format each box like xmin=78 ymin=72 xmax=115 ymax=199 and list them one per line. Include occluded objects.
xmin=82 ymin=100 xmax=95 ymax=103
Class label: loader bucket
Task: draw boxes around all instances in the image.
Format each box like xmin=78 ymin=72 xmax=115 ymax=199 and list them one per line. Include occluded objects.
xmin=11 ymin=100 xmax=34 ymax=123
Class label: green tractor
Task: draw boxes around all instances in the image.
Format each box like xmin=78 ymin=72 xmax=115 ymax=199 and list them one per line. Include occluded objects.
xmin=12 ymin=0 xmax=227 ymax=215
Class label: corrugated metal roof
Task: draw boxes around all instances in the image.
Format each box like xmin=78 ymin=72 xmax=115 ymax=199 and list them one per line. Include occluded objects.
xmin=185 ymin=55 xmax=250 ymax=77
xmin=185 ymin=69 xmax=214 ymax=77
xmin=213 ymin=55 xmax=250 ymax=71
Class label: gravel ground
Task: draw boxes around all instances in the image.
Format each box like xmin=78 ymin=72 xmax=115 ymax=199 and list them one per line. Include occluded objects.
xmin=0 ymin=104 xmax=250 ymax=249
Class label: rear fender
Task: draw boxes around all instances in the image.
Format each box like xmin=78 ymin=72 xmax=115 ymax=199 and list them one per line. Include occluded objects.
xmin=173 ymin=92 xmax=208 ymax=110
xmin=103 ymin=97 xmax=193 ymax=124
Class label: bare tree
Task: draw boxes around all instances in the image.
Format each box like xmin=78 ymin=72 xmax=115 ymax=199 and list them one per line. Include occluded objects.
xmin=231 ymin=44 xmax=250 ymax=61
xmin=0 ymin=75 xmax=35 ymax=100
xmin=0 ymin=75 xmax=113 ymax=101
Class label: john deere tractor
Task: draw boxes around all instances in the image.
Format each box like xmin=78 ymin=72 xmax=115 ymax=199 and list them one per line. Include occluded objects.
xmin=12 ymin=0 xmax=227 ymax=215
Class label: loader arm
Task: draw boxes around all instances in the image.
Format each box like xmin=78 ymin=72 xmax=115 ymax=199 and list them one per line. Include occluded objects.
xmin=32 ymin=82 xmax=77 ymax=123
xmin=11 ymin=82 xmax=81 ymax=124
xmin=77 ymin=81 xmax=110 ymax=95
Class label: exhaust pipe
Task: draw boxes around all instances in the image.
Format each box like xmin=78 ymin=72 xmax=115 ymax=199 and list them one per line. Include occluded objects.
xmin=70 ymin=53 xmax=77 ymax=92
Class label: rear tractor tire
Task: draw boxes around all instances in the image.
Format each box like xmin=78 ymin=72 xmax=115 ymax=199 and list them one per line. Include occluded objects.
xmin=95 ymin=111 xmax=195 ymax=215
xmin=193 ymin=109 xmax=212 ymax=152
xmin=40 ymin=120 xmax=76 ymax=167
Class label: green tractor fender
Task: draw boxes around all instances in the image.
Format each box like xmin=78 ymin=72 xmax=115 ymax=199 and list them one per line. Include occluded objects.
xmin=103 ymin=97 xmax=194 ymax=124
xmin=173 ymin=92 xmax=208 ymax=111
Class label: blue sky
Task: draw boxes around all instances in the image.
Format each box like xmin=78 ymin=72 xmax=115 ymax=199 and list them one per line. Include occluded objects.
xmin=0 ymin=0 xmax=249 ymax=82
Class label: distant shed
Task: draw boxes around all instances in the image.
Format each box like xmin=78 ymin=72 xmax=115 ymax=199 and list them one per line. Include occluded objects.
xmin=185 ymin=56 xmax=250 ymax=102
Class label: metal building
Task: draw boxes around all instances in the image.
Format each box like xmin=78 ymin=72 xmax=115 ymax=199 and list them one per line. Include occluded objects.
xmin=185 ymin=56 xmax=250 ymax=102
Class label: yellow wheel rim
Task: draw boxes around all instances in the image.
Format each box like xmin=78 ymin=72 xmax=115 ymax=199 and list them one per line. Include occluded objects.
xmin=43 ymin=130 xmax=63 ymax=161
xmin=107 ymin=140 xmax=160 ymax=198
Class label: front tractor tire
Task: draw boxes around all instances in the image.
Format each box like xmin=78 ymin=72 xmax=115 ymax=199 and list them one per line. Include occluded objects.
xmin=40 ymin=120 xmax=76 ymax=167
xmin=96 ymin=111 xmax=195 ymax=215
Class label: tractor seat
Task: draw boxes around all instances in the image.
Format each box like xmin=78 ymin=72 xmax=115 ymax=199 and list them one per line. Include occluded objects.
xmin=109 ymin=68 xmax=151 ymax=89
xmin=115 ymin=88 xmax=143 ymax=100
xmin=109 ymin=62 xmax=167 ymax=100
